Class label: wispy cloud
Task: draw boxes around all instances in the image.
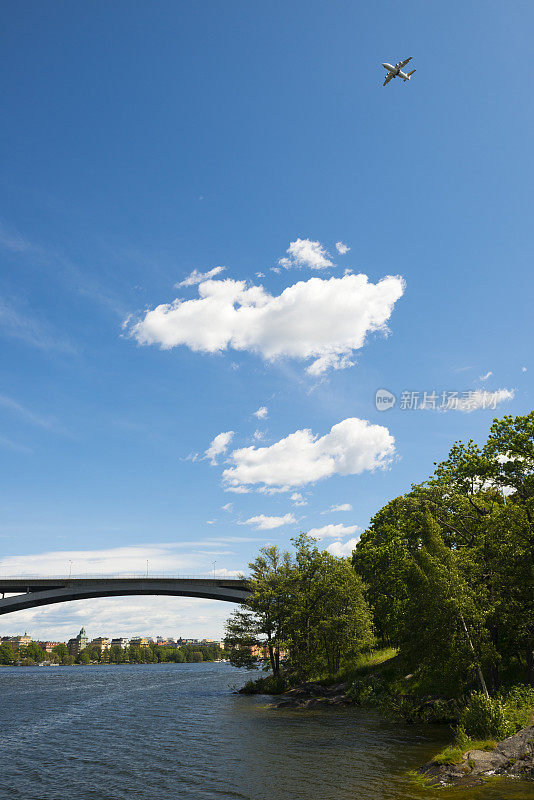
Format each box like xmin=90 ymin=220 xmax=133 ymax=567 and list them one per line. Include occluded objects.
xmin=242 ymin=513 xmax=296 ymax=530
xmin=322 ymin=503 xmax=353 ymax=513
xmin=176 ymin=267 xmax=226 ymax=287
xmin=205 ymin=431 xmax=235 ymax=465
xmin=335 ymin=241 xmax=350 ymax=255
xmin=0 ymin=299 xmax=76 ymax=354
xmin=0 ymin=394 xmax=61 ymax=432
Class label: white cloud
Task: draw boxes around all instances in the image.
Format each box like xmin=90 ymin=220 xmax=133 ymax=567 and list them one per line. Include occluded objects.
xmin=291 ymin=492 xmax=308 ymax=507
xmin=243 ymin=513 xmax=296 ymax=530
xmin=128 ymin=273 xmax=405 ymax=376
xmin=335 ymin=241 xmax=350 ymax=255
xmin=223 ymin=417 xmax=395 ymax=492
xmin=176 ymin=266 xmax=226 ymax=287
xmin=205 ymin=431 xmax=235 ymax=465
xmin=308 ymin=523 xmax=360 ymax=540
xmin=221 ymin=503 xmax=233 ymax=512
xmin=457 ymin=389 xmax=514 ymax=412
xmin=326 ymin=538 xmax=359 ymax=557
xmin=324 ymin=503 xmax=353 ymax=513
xmin=253 ymin=430 xmax=264 ymax=441
xmin=253 ymin=406 xmax=268 ymax=419
xmin=279 ymin=238 xmax=333 ymax=270
xmin=479 ymin=371 xmax=493 ymax=381
xmin=522 ymin=366 xmax=527 ymax=373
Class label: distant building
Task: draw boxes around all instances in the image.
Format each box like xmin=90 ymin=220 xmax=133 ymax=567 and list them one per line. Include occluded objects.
xmin=9 ymin=632 xmax=32 ymax=652
xmin=37 ymin=641 xmax=63 ymax=653
xmin=201 ymin=639 xmax=223 ymax=648
xmin=67 ymin=627 xmax=89 ymax=656
xmin=90 ymin=637 xmax=111 ymax=652
xmin=129 ymin=637 xmax=150 ymax=648
xmin=111 ymin=637 xmax=129 ymax=649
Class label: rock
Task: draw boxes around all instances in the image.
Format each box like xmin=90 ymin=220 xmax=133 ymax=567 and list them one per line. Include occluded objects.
xmin=418 ymin=725 xmax=534 ymax=787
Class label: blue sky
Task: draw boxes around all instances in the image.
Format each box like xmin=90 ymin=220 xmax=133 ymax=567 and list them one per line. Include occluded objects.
xmin=1 ymin=1 xmax=532 ymax=639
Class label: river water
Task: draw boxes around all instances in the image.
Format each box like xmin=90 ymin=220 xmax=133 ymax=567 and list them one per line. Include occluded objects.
xmin=1 ymin=662 xmax=532 ymax=800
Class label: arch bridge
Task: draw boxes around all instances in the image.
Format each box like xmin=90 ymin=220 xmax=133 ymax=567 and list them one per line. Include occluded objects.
xmin=0 ymin=577 xmax=250 ymax=616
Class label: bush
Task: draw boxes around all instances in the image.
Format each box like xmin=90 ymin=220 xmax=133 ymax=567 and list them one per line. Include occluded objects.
xmin=459 ymin=693 xmax=513 ymax=741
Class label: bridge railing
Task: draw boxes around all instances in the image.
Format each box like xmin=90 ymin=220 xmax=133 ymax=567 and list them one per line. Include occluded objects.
xmin=0 ymin=572 xmax=247 ymax=581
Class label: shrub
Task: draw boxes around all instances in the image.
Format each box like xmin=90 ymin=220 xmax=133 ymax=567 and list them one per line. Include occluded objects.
xmin=459 ymin=693 xmax=513 ymax=741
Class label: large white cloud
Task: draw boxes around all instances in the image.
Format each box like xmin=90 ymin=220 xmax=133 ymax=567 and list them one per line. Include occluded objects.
xmin=128 ymin=273 xmax=405 ymax=375
xmin=222 ymin=417 xmax=395 ymax=492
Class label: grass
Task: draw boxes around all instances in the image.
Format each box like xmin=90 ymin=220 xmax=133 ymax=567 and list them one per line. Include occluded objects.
xmin=320 ymin=647 xmax=398 ymax=685
xmin=432 ymin=739 xmax=496 ymax=765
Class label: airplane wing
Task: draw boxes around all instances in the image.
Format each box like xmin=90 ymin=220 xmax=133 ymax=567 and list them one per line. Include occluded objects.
xmin=383 ymin=73 xmax=394 ymax=86
xmin=398 ymin=57 xmax=412 ymax=69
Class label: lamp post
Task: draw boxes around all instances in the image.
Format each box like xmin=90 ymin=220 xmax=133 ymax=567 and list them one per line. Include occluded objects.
xmin=212 ymin=561 xmax=217 ymax=580
xmin=69 ymin=560 xmax=73 ymax=579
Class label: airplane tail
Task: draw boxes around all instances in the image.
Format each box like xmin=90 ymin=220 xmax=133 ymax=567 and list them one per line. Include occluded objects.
xmin=404 ymin=69 xmax=416 ymax=81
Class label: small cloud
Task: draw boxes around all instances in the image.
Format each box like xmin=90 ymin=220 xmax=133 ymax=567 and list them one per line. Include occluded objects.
xmin=335 ymin=242 xmax=350 ymax=255
xmin=522 ymin=366 xmax=527 ymax=373
xmin=308 ymin=523 xmax=360 ymax=540
xmin=323 ymin=503 xmax=353 ymax=513
xmin=326 ymin=537 xmax=359 ymax=557
xmin=291 ymin=492 xmax=308 ymax=507
xmin=176 ymin=266 xmax=226 ymax=287
xmin=278 ymin=238 xmax=334 ymax=270
xmin=253 ymin=430 xmax=264 ymax=441
xmin=205 ymin=431 xmax=235 ymax=465
xmin=206 ymin=520 xmax=216 ymax=525
xmin=253 ymin=406 xmax=268 ymax=419
xmin=221 ymin=503 xmax=233 ymax=512
xmin=243 ymin=513 xmax=296 ymax=530
xmin=343 ymin=268 xmax=353 ymax=275
xmin=479 ymin=371 xmax=493 ymax=381
xmin=225 ymin=485 xmax=250 ymax=494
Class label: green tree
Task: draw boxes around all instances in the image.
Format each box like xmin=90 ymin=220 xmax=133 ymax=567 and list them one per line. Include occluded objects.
xmin=0 ymin=641 xmax=14 ymax=664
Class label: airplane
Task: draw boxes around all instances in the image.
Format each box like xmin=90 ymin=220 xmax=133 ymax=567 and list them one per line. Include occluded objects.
xmin=381 ymin=57 xmax=416 ymax=86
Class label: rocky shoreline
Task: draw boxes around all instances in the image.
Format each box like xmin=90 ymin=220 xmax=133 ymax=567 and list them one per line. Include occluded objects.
xmin=254 ymin=681 xmax=534 ymax=787
xmin=269 ymin=681 xmax=353 ymax=709
xmin=417 ymin=726 xmax=534 ymax=787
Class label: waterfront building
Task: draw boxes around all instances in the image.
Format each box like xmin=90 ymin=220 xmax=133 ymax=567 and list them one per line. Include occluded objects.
xmin=90 ymin=637 xmax=112 ymax=651
xmin=129 ymin=636 xmax=150 ymax=648
xmin=37 ymin=641 xmax=63 ymax=653
xmin=9 ymin=632 xmax=32 ymax=651
xmin=67 ymin=627 xmax=89 ymax=656
xmin=111 ymin=637 xmax=129 ymax=649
